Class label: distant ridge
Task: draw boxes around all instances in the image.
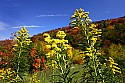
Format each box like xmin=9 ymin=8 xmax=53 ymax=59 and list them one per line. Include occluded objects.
xmin=31 ymin=16 xmax=125 ymax=42
xmin=1 ymin=16 xmax=125 ymax=47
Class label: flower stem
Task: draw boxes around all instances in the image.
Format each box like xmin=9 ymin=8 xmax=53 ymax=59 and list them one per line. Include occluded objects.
xmin=16 ymin=43 xmax=22 ymax=80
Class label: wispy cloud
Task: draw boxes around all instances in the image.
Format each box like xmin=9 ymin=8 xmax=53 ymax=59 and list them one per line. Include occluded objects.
xmin=104 ymin=11 xmax=110 ymax=14
xmin=37 ymin=14 xmax=69 ymax=17
xmin=12 ymin=25 xmax=46 ymax=28
xmin=0 ymin=21 xmax=9 ymax=30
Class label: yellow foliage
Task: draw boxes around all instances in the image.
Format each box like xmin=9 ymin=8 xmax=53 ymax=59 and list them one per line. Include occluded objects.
xmin=29 ymin=73 xmax=40 ymax=83
xmin=106 ymin=57 xmax=121 ymax=74
xmin=72 ymin=49 xmax=85 ymax=64
xmin=0 ymin=68 xmax=18 ymax=82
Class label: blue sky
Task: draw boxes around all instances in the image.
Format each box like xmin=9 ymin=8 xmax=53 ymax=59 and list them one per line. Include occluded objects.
xmin=0 ymin=0 xmax=125 ymax=40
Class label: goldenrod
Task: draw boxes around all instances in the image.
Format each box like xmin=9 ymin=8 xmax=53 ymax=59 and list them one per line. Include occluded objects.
xmin=44 ymin=37 xmax=51 ymax=43
xmin=43 ymin=33 xmax=50 ymax=38
xmin=46 ymin=45 xmax=51 ymax=49
xmin=56 ymin=31 xmax=66 ymax=39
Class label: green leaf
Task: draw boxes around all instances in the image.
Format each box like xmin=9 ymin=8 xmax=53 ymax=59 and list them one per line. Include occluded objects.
xmin=71 ymin=71 xmax=79 ymax=76
xmin=64 ymin=68 xmax=70 ymax=79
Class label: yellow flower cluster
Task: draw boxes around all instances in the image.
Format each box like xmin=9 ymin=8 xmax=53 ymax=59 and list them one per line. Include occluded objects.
xmin=43 ymin=31 xmax=72 ymax=57
xmin=67 ymin=49 xmax=72 ymax=58
xmin=14 ymin=27 xmax=32 ymax=47
xmin=43 ymin=31 xmax=73 ymax=68
xmin=43 ymin=33 xmax=51 ymax=43
xmin=20 ymin=27 xmax=28 ymax=33
xmin=70 ymin=8 xmax=92 ymax=27
xmin=107 ymin=57 xmax=121 ymax=74
xmin=89 ymin=24 xmax=102 ymax=44
xmin=0 ymin=68 xmax=16 ymax=82
xmin=46 ymin=59 xmax=58 ymax=69
xmin=13 ymin=28 xmax=32 ymax=52
xmin=43 ymin=33 xmax=50 ymax=38
xmin=86 ymin=47 xmax=101 ymax=57
xmin=17 ymin=27 xmax=29 ymax=38
xmin=56 ymin=31 xmax=66 ymax=39
xmin=84 ymin=24 xmax=102 ymax=57
xmin=89 ymin=24 xmax=102 ymax=36
xmin=29 ymin=73 xmax=40 ymax=83
xmin=71 ymin=8 xmax=90 ymax=20
xmin=51 ymin=60 xmax=58 ymax=69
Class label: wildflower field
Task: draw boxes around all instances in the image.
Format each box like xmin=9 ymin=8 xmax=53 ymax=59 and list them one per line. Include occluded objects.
xmin=0 ymin=8 xmax=125 ymax=83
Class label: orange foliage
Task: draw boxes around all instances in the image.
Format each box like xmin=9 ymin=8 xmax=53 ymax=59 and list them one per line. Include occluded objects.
xmin=108 ymin=25 xmax=114 ymax=29
xmin=30 ymin=48 xmax=37 ymax=57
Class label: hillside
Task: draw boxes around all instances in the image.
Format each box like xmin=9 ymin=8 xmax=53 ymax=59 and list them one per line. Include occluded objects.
xmin=0 ymin=16 xmax=125 ymax=82
xmin=31 ymin=16 xmax=125 ymax=48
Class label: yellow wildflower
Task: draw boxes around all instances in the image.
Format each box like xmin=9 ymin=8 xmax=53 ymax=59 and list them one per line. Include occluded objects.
xmin=67 ymin=49 xmax=72 ymax=58
xmin=56 ymin=31 xmax=66 ymax=39
xmin=107 ymin=57 xmax=121 ymax=74
xmin=63 ymin=44 xmax=72 ymax=50
xmin=91 ymin=37 xmax=97 ymax=41
xmin=52 ymin=43 xmax=57 ymax=48
xmin=46 ymin=52 xmax=51 ymax=58
xmin=71 ymin=9 xmax=79 ymax=18
xmin=52 ymin=39 xmax=60 ymax=44
xmin=44 ymin=37 xmax=51 ymax=43
xmin=86 ymin=53 xmax=92 ymax=56
xmin=89 ymin=24 xmax=96 ymax=29
xmin=24 ymin=39 xmax=32 ymax=45
xmin=51 ymin=60 xmax=58 ymax=68
xmin=46 ymin=50 xmax=56 ymax=58
xmin=13 ymin=44 xmax=18 ymax=47
xmin=43 ymin=33 xmax=50 ymax=38
xmin=61 ymin=39 xmax=68 ymax=44
xmin=21 ymin=27 xmax=28 ymax=33
xmin=54 ymin=47 xmax=61 ymax=52
xmin=46 ymin=45 xmax=51 ymax=49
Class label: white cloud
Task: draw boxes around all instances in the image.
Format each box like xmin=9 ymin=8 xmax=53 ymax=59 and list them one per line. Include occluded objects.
xmin=12 ymin=25 xmax=46 ymax=28
xmin=37 ymin=14 xmax=68 ymax=17
xmin=104 ymin=11 xmax=110 ymax=14
xmin=0 ymin=21 xmax=9 ymax=30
